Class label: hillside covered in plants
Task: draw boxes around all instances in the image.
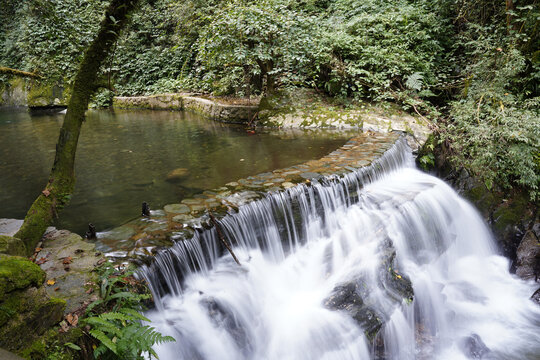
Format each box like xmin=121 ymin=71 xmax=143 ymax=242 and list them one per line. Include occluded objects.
xmin=1 ymin=0 xmax=538 ymax=198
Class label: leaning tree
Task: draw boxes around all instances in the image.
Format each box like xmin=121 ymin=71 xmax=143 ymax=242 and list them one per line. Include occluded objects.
xmin=15 ymin=0 xmax=140 ymax=254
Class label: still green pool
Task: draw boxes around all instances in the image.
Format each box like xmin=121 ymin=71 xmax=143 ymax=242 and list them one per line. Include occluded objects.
xmin=0 ymin=109 xmax=354 ymax=235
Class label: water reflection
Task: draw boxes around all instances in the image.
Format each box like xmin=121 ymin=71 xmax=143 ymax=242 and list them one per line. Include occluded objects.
xmin=0 ymin=109 xmax=354 ymax=235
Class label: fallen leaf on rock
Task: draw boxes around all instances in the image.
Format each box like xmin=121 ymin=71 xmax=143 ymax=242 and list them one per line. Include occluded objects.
xmin=96 ymin=258 xmax=106 ymax=265
xmin=62 ymin=256 xmax=73 ymax=265
xmin=47 ymin=279 xmax=56 ymax=286
xmin=54 ymin=287 xmax=60 ymax=291
xmin=36 ymin=257 xmax=48 ymax=265
xmin=42 ymin=189 xmax=50 ymax=197
xmin=66 ymin=313 xmax=78 ymax=326
xmin=34 ymin=247 xmax=42 ymax=253
xmin=85 ymin=288 xmax=94 ymax=294
xmin=132 ymin=232 xmax=148 ymax=241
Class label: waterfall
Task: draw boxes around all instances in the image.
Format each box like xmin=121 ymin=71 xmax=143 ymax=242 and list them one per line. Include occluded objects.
xmin=139 ymin=138 xmax=540 ymax=360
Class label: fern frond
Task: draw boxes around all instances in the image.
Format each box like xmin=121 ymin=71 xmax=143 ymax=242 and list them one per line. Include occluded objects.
xmin=89 ymin=329 xmax=118 ymax=355
xmin=84 ymin=316 xmax=122 ymax=336
xmin=119 ymin=308 xmax=151 ymax=322
xmin=405 ymin=72 xmax=424 ymax=91
xmin=99 ymin=311 xmax=140 ymax=323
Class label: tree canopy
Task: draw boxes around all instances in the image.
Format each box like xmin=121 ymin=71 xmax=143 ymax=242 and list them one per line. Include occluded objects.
xmin=1 ymin=0 xmax=538 ymax=196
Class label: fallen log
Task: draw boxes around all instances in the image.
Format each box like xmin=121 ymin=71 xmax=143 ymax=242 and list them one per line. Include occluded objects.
xmin=0 ymin=66 xmax=42 ymax=79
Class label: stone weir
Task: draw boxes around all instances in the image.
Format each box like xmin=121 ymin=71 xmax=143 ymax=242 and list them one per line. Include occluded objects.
xmin=97 ymin=131 xmax=405 ymax=263
xmin=113 ymin=93 xmax=259 ymax=123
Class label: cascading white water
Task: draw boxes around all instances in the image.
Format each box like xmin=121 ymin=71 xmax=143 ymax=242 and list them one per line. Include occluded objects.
xmin=140 ymin=138 xmax=540 ymax=360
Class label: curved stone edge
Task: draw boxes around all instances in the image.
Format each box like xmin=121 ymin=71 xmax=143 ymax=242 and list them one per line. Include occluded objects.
xmin=113 ymin=93 xmax=259 ymax=124
xmin=261 ymin=107 xmax=431 ymax=153
xmin=112 ymin=92 xmax=431 ymax=151
xmin=97 ymin=131 xmax=403 ymax=261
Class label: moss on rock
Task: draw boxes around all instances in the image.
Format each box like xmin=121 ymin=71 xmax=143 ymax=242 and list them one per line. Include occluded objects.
xmin=0 ymin=235 xmax=27 ymax=256
xmin=0 ymin=255 xmax=46 ymax=300
xmin=0 ymin=285 xmax=65 ymax=351
xmin=19 ymin=326 xmax=82 ymax=360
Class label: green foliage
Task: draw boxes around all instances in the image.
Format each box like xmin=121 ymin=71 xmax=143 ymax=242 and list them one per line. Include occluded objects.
xmin=196 ymin=0 xmax=322 ymax=96
xmin=84 ymin=262 xmax=174 ymax=359
xmin=0 ymin=0 xmax=108 ymax=80
xmin=2 ymin=0 xmax=538 ymax=199
xmin=441 ymin=1 xmax=540 ymax=199
xmin=318 ymin=0 xmax=452 ymax=101
xmin=91 ymin=88 xmax=115 ymax=108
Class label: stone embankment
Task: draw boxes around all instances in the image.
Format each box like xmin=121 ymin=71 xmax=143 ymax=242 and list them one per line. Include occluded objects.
xmin=113 ymin=93 xmax=259 ymax=123
xmin=0 ymin=78 xmax=68 ymax=110
xmin=96 ymin=131 xmax=402 ymax=260
xmin=113 ymin=92 xmax=431 ymax=152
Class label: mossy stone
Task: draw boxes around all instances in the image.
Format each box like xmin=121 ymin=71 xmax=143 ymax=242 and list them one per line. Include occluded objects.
xmin=27 ymin=81 xmax=54 ymax=107
xmin=0 ymin=236 xmax=27 ymax=257
xmin=0 ymin=255 xmax=46 ymax=301
xmin=0 ymin=286 xmax=65 ymax=351
xmin=492 ymin=193 xmax=530 ymax=234
xmin=164 ymin=203 xmax=191 ymax=214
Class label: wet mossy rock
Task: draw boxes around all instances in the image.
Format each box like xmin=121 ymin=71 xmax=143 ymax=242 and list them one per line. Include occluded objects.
xmin=323 ymin=239 xmax=414 ymax=342
xmin=0 ymin=255 xmax=65 ymax=352
xmin=515 ymin=230 xmax=540 ymax=280
xmin=18 ymin=326 xmax=83 ymax=360
xmin=27 ymin=80 xmax=68 ymax=108
xmin=1 ymin=78 xmax=27 ymax=107
xmin=0 ymin=255 xmax=46 ymax=298
xmin=441 ymin=162 xmax=538 ymax=265
xmin=0 ymin=235 xmax=27 ymax=257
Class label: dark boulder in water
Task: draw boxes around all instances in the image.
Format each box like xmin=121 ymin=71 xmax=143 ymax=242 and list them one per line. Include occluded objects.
xmin=531 ymin=287 xmax=540 ymax=305
xmin=324 ymin=238 xmax=414 ymax=342
xmin=459 ymin=333 xmax=491 ymax=359
xmin=323 ymin=282 xmax=383 ymax=341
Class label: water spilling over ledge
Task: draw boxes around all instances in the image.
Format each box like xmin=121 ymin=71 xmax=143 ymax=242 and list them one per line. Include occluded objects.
xmin=97 ymin=131 xmax=402 ymax=257
xmin=136 ymin=136 xmax=540 ymax=359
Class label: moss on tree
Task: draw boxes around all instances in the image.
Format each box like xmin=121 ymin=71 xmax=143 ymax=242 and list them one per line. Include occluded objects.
xmin=14 ymin=0 xmax=141 ymax=254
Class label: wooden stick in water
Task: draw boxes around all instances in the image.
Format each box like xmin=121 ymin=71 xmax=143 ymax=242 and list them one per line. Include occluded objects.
xmin=208 ymin=212 xmax=241 ymax=266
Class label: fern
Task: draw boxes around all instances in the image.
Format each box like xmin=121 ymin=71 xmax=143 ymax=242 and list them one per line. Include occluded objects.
xmin=83 ymin=262 xmax=175 ymax=359
xmin=89 ymin=329 xmax=118 ymax=355
xmin=405 ymin=72 xmax=424 ymax=91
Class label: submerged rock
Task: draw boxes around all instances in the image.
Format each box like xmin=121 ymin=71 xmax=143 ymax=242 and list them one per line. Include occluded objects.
xmin=164 ymin=203 xmax=191 ymax=215
xmin=459 ymin=333 xmax=491 ymax=359
xmin=166 ymin=168 xmax=190 ymax=182
xmin=201 ymin=297 xmax=252 ymax=354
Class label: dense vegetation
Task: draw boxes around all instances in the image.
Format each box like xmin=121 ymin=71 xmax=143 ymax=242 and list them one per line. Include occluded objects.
xmin=1 ymin=0 xmax=538 ymax=196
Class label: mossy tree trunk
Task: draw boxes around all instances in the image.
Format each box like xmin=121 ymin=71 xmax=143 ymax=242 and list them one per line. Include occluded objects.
xmin=14 ymin=0 xmax=140 ymax=255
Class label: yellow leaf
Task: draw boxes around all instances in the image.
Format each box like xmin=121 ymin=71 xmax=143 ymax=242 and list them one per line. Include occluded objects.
xmin=46 ymin=279 xmax=56 ymax=286
xmin=396 ymin=275 xmax=402 ymax=279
